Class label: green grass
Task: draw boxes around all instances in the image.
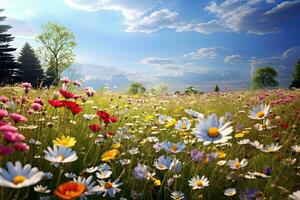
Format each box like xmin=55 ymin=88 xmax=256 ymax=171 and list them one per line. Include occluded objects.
xmin=0 ymin=85 xmax=300 ymax=200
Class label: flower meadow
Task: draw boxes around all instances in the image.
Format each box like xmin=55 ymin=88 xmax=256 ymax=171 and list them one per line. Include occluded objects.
xmin=0 ymin=79 xmax=300 ymax=200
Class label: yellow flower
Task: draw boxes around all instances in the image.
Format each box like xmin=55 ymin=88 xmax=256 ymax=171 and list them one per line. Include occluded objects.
xmin=242 ymin=130 xmax=250 ymax=135
xmin=139 ymin=139 xmax=147 ymax=145
xmin=101 ymin=149 xmax=119 ymax=162
xmin=112 ymin=143 xmax=121 ymax=149
xmin=218 ymin=151 xmax=227 ymax=158
xmin=165 ymin=119 xmax=176 ymax=128
xmin=145 ymin=115 xmax=153 ymax=121
xmin=234 ymin=132 xmax=245 ymax=138
xmin=52 ymin=135 xmax=76 ymax=148
xmin=150 ymin=177 xmax=161 ymax=186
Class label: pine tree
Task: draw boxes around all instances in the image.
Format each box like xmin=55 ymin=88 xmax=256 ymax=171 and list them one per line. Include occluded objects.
xmin=214 ymin=84 xmax=220 ymax=92
xmin=17 ymin=42 xmax=45 ymax=87
xmin=289 ymin=58 xmax=300 ymax=89
xmin=44 ymin=67 xmax=56 ymax=86
xmin=0 ymin=9 xmax=19 ymax=84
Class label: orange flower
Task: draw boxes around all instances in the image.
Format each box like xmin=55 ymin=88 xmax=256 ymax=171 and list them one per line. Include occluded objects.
xmin=54 ymin=181 xmax=86 ymax=200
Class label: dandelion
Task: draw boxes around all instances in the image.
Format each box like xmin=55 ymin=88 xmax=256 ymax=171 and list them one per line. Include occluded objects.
xmin=188 ymin=175 xmax=209 ymax=190
xmin=52 ymin=135 xmax=76 ymax=148
xmin=0 ymin=161 xmax=44 ymax=188
xmin=227 ymin=158 xmax=248 ymax=170
xmin=192 ymin=113 xmax=233 ymax=145
xmin=248 ymin=104 xmax=270 ymax=120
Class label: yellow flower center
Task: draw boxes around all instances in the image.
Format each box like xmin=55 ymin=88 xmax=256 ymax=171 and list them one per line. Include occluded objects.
xmin=171 ymin=145 xmax=177 ymax=152
xmin=234 ymin=162 xmax=241 ymax=168
xmin=57 ymin=155 xmax=65 ymax=160
xmin=181 ymin=124 xmax=187 ymax=129
xmin=60 ymin=139 xmax=70 ymax=146
xmin=104 ymin=182 xmax=113 ymax=189
xmin=12 ymin=175 xmax=27 ymax=185
xmin=195 ymin=180 xmax=203 ymax=187
xmin=256 ymin=111 xmax=265 ymax=118
xmin=159 ymin=164 xmax=165 ymax=169
xmin=208 ymin=127 xmax=219 ymax=138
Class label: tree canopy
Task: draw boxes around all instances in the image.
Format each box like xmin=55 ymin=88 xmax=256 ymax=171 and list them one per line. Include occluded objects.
xmin=36 ymin=22 xmax=76 ymax=85
xmin=289 ymin=58 xmax=300 ymax=89
xmin=252 ymin=67 xmax=279 ymax=89
xmin=128 ymin=82 xmax=146 ymax=95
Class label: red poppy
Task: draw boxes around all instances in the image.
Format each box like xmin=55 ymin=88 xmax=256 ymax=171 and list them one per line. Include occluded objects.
xmin=280 ymin=122 xmax=288 ymax=129
xmin=48 ymin=100 xmax=64 ymax=108
xmin=109 ymin=116 xmax=119 ymax=123
xmin=59 ymin=89 xmax=75 ymax=99
xmin=106 ymin=131 xmax=115 ymax=137
xmin=62 ymin=100 xmax=79 ymax=109
xmin=71 ymin=106 xmax=83 ymax=115
xmin=89 ymin=124 xmax=101 ymax=132
xmin=97 ymin=111 xmax=110 ymax=123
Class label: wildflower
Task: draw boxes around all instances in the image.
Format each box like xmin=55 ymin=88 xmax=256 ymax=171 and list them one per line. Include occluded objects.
xmin=175 ymin=118 xmax=191 ymax=131
xmin=73 ymin=176 xmax=97 ymax=196
xmin=83 ymin=114 xmax=96 ymax=121
xmin=261 ymin=143 xmax=282 ymax=153
xmin=240 ymin=188 xmax=262 ymax=200
xmin=224 ymin=188 xmax=236 ymax=196
xmin=0 ymin=161 xmax=44 ymax=188
xmin=154 ymin=155 xmax=172 ymax=170
xmin=185 ymin=109 xmax=204 ymax=118
xmin=3 ymin=131 xmax=25 ymax=143
xmin=85 ymin=166 xmax=99 ymax=173
xmin=289 ymin=190 xmax=300 ymax=200
xmin=192 ymin=113 xmax=233 ymax=145
xmin=292 ymin=145 xmax=300 ymax=153
xmin=0 ymin=109 xmax=8 ymax=119
xmin=64 ymin=173 xmax=77 ymax=178
xmin=31 ymin=103 xmax=42 ymax=111
xmin=128 ymin=147 xmax=139 ymax=155
xmin=48 ymin=100 xmax=64 ymax=108
xmin=163 ymin=141 xmax=185 ymax=153
xmin=54 ymin=181 xmax=86 ymax=200
xmin=10 ymin=113 xmax=27 ymax=123
xmin=227 ymin=158 xmax=248 ymax=170
xmin=0 ymin=144 xmax=15 ymax=155
xmin=158 ymin=115 xmax=173 ymax=125
xmin=111 ymin=143 xmax=121 ymax=149
xmin=217 ymin=151 xmax=227 ymax=158
xmin=188 ymin=175 xmax=209 ymax=190
xmin=34 ymin=185 xmax=51 ymax=193
xmin=190 ymin=149 xmax=203 ymax=162
xmin=264 ymin=166 xmax=272 ymax=176
xmin=44 ymin=145 xmax=78 ymax=166
xmin=249 ymin=140 xmax=264 ymax=150
xmin=171 ymin=191 xmax=185 ymax=200
xmin=248 ymin=104 xmax=270 ymax=120
xmin=52 ymin=135 xmax=76 ymax=148
xmin=59 ymin=89 xmax=75 ymax=99
xmin=92 ymin=179 xmax=122 ymax=197
xmin=133 ymin=164 xmax=149 ymax=180
xmin=238 ymin=139 xmax=250 ymax=145
xmin=13 ymin=142 xmax=30 ymax=151
xmin=101 ymin=149 xmax=119 ymax=162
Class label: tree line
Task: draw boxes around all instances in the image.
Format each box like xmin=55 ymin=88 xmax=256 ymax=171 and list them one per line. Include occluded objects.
xmin=0 ymin=9 xmax=76 ymax=87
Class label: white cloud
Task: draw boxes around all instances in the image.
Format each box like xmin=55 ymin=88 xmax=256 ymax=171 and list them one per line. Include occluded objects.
xmin=5 ymin=18 xmax=37 ymax=39
xmin=140 ymin=57 xmax=177 ymax=65
xmin=224 ymin=54 xmax=243 ymax=64
xmin=265 ymin=0 xmax=300 ymax=14
xmin=183 ymin=47 xmax=225 ymax=60
xmin=281 ymin=46 xmax=300 ymax=60
xmin=126 ymin=9 xmax=179 ymax=33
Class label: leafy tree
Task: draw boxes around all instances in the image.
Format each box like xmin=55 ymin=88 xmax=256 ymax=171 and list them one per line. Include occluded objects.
xmin=17 ymin=42 xmax=45 ymax=87
xmin=36 ymin=22 xmax=76 ymax=85
xmin=0 ymin=9 xmax=20 ymax=84
xmin=184 ymin=86 xmax=198 ymax=95
xmin=128 ymin=82 xmax=146 ymax=95
xmin=152 ymin=83 xmax=169 ymax=95
xmin=252 ymin=67 xmax=279 ymax=89
xmin=289 ymin=58 xmax=300 ymax=89
xmin=214 ymin=84 xmax=219 ymax=92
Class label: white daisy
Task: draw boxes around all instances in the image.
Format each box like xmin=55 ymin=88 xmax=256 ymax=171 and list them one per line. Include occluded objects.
xmin=74 ymin=175 xmax=97 ymax=195
xmin=91 ymin=179 xmax=122 ymax=197
xmin=192 ymin=113 xmax=233 ymax=145
xmin=34 ymin=185 xmax=51 ymax=193
xmin=227 ymin=158 xmax=248 ymax=170
xmin=44 ymin=145 xmax=78 ymax=166
xmin=0 ymin=161 xmax=44 ymax=188
xmin=185 ymin=109 xmax=204 ymax=118
xmin=175 ymin=118 xmax=191 ymax=131
xmin=84 ymin=166 xmax=99 ymax=173
xmin=289 ymin=190 xmax=300 ymax=200
xmin=237 ymin=139 xmax=250 ymax=145
xmin=249 ymin=140 xmax=264 ymax=150
xmin=224 ymin=188 xmax=236 ymax=196
xmin=248 ymin=104 xmax=270 ymax=120
xmin=292 ymin=145 xmax=300 ymax=153
xmin=261 ymin=143 xmax=282 ymax=153
xmin=171 ymin=191 xmax=185 ymax=200
xmin=158 ymin=115 xmax=173 ymax=125
xmin=188 ymin=175 xmax=209 ymax=190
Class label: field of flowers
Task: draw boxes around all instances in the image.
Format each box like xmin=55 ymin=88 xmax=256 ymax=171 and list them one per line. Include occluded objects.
xmin=0 ymin=79 xmax=300 ymax=200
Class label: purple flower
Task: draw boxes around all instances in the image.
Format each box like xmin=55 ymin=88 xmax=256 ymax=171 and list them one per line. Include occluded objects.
xmin=264 ymin=166 xmax=272 ymax=176
xmin=190 ymin=149 xmax=204 ymax=162
xmin=133 ymin=164 xmax=149 ymax=180
xmin=240 ymin=188 xmax=262 ymax=200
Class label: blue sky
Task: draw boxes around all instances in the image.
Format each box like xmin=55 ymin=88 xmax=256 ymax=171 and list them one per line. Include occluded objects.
xmin=1 ymin=0 xmax=300 ymax=91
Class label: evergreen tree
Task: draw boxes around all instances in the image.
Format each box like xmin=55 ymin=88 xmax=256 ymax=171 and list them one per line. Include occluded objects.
xmin=214 ymin=84 xmax=220 ymax=92
xmin=289 ymin=58 xmax=300 ymax=89
xmin=17 ymin=42 xmax=45 ymax=87
xmin=0 ymin=9 xmax=19 ymax=84
xmin=252 ymin=67 xmax=279 ymax=90
xmin=44 ymin=67 xmax=56 ymax=86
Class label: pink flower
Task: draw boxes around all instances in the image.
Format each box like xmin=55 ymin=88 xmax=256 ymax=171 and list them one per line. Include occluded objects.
xmin=32 ymin=102 xmax=42 ymax=111
xmin=0 ymin=145 xmax=15 ymax=155
xmin=0 ymin=109 xmax=8 ymax=119
xmin=10 ymin=113 xmax=27 ymax=123
xmin=21 ymin=82 xmax=32 ymax=88
xmin=27 ymin=108 xmax=34 ymax=115
xmin=85 ymin=87 xmax=95 ymax=97
xmin=13 ymin=142 xmax=30 ymax=151
xmin=34 ymin=97 xmax=43 ymax=105
xmin=61 ymin=77 xmax=70 ymax=84
xmin=73 ymin=80 xmax=81 ymax=86
xmin=0 ymin=124 xmax=17 ymax=132
xmin=0 ymin=96 xmax=8 ymax=104
xmin=3 ymin=131 xmax=25 ymax=143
